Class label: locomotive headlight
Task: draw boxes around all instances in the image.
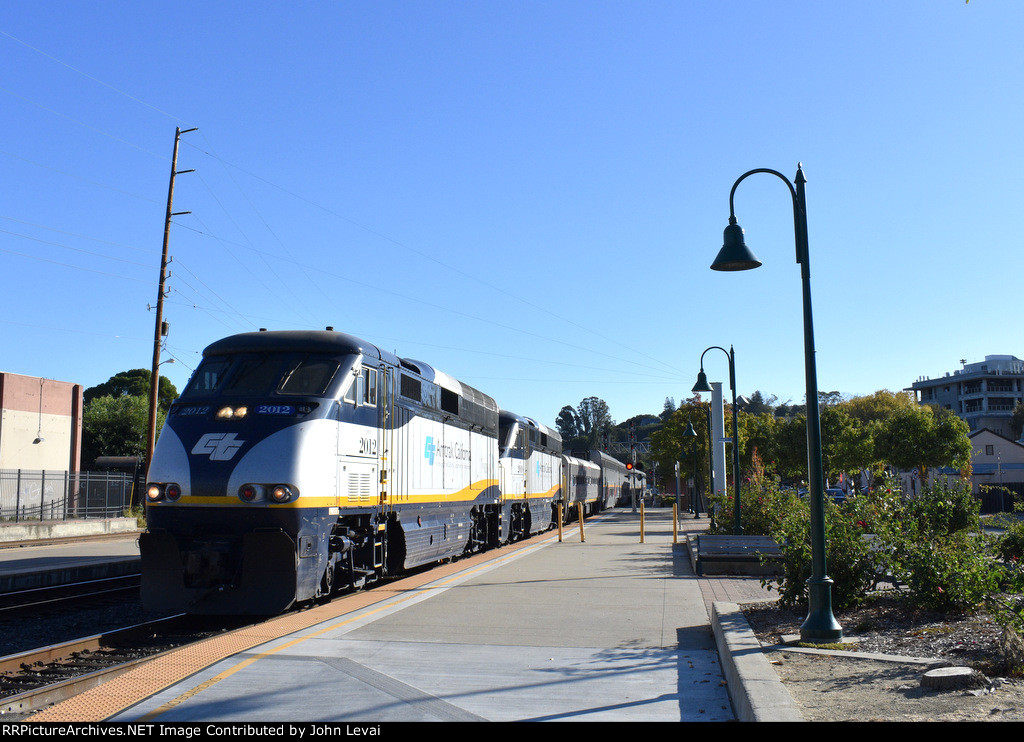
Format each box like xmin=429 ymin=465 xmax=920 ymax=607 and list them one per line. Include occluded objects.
xmin=146 ymin=484 xmax=163 ymax=502
xmin=216 ymin=406 xmax=245 ymax=419
xmin=270 ymin=484 xmax=295 ymax=503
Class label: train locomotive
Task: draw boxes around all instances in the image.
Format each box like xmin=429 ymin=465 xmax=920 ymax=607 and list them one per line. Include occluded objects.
xmin=141 ymin=329 xmax=632 ymax=615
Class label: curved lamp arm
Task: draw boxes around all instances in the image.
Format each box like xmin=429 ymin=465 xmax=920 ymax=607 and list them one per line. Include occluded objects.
xmin=727 ymin=165 xmax=809 ymax=267
xmin=696 ymin=345 xmax=736 ymax=395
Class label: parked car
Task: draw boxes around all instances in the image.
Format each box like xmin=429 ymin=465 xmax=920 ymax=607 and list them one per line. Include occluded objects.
xmin=798 ymin=488 xmax=848 ymax=504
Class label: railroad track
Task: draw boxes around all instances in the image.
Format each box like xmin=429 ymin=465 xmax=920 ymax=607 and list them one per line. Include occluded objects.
xmin=0 ymin=574 xmax=141 ymax=615
xmin=0 ymin=614 xmax=250 ymax=719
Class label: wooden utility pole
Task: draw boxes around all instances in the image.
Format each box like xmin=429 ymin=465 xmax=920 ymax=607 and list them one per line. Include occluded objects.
xmin=146 ymin=126 xmax=196 ymax=478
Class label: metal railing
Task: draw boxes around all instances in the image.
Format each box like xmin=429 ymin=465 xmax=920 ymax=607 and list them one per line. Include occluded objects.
xmin=0 ymin=469 xmax=137 ymax=522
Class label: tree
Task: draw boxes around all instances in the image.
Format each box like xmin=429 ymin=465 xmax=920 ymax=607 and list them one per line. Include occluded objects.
xmin=651 ymin=397 xmax=710 ymax=492
xmin=819 ymin=405 xmax=874 ymax=484
xmin=81 ymin=369 xmax=179 ymax=468
xmin=1011 ymin=401 xmax=1024 ymax=440
xmin=743 ymin=390 xmax=777 ymax=416
xmin=738 ymin=411 xmax=781 ymax=473
xmin=555 ymin=405 xmax=580 ymax=442
xmin=843 ymin=389 xmax=918 ymax=426
xmin=775 ymin=414 xmax=811 ymax=481
xmin=82 ymin=394 xmax=165 ymax=467
xmin=874 ymin=404 xmax=971 ymax=476
xmin=576 ymin=396 xmax=613 ymax=449
xmin=85 ymin=368 xmax=178 ymax=412
xmin=818 ymin=390 xmax=844 ymax=407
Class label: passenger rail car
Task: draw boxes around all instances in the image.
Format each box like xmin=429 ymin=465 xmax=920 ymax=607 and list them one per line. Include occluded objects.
xmin=589 ymin=450 xmax=627 ymax=511
xmin=561 ymin=454 xmax=601 ymax=517
xmin=140 ymin=329 xmax=631 ymax=616
xmin=498 ymin=411 xmax=563 ymax=540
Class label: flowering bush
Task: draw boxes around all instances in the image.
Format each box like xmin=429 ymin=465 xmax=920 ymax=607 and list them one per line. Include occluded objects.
xmin=761 ymin=491 xmax=876 ymax=611
xmin=900 ymin=530 xmax=999 ymax=613
xmin=707 ymin=471 xmax=1006 ymax=618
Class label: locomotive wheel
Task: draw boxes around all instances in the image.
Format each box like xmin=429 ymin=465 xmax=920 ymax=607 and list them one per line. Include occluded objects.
xmin=316 ymin=562 xmax=335 ymax=601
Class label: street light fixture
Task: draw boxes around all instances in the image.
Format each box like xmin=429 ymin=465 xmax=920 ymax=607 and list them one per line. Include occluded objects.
xmin=711 ymin=163 xmax=842 ymax=643
xmin=692 ymin=346 xmax=742 ymax=535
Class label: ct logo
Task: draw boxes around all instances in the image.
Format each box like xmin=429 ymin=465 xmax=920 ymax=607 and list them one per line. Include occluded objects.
xmin=192 ymin=433 xmax=246 ymax=461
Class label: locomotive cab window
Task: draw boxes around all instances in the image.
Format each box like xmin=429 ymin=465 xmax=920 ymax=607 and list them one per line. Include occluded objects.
xmin=361 ymin=367 xmax=377 ymax=406
xmin=182 ymin=358 xmax=231 ymax=396
xmin=278 ymin=357 xmax=340 ymax=396
xmin=224 ymin=357 xmax=280 ymax=396
xmin=343 ymin=368 xmax=358 ymax=404
xmin=513 ymin=428 xmax=526 ymax=457
xmin=342 ymin=365 xmax=377 ymax=406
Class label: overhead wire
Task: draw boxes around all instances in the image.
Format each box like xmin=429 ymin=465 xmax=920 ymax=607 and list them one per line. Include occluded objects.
xmin=1 ymin=28 xmax=688 ymax=392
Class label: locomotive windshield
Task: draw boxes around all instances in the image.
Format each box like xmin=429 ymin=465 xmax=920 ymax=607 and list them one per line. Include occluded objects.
xmin=181 ymin=353 xmax=345 ymax=399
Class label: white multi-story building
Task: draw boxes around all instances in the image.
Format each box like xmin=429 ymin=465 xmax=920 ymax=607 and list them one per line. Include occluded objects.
xmin=909 ymin=355 xmax=1024 ymax=440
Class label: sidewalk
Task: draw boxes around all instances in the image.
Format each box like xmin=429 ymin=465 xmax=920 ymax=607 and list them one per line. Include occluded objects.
xmin=660 ymin=505 xmax=803 ymax=722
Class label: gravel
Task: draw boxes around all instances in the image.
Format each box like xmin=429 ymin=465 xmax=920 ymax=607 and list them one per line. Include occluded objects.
xmin=0 ymin=597 xmax=162 ymax=658
xmin=742 ymin=591 xmax=1024 ymax=721
xmin=744 ymin=592 xmax=1010 ymax=671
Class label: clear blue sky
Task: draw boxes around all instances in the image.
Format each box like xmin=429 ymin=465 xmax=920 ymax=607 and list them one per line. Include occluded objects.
xmin=2 ymin=1 xmax=1020 ymax=431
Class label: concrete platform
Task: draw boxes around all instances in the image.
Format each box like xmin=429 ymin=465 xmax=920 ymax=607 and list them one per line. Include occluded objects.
xmin=0 ymin=521 xmax=140 ymax=593
xmin=108 ymin=508 xmax=737 ymax=722
xmin=23 ymin=508 xmax=799 ymax=723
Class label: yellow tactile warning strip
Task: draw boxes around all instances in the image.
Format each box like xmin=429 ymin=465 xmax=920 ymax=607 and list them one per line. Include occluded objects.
xmin=26 ymin=524 xmax=578 ymax=722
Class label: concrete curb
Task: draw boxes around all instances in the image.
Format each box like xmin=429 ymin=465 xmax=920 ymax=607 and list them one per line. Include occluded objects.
xmin=0 ymin=518 xmax=139 ymax=543
xmin=711 ymin=601 xmax=804 ymax=722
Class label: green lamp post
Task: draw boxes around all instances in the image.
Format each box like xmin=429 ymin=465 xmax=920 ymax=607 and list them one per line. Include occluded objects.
xmin=711 ymin=164 xmax=842 ymax=643
xmin=692 ymin=346 xmax=743 ymax=535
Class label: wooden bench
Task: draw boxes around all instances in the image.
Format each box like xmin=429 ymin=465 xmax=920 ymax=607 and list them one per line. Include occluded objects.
xmin=695 ymin=534 xmax=783 ymax=576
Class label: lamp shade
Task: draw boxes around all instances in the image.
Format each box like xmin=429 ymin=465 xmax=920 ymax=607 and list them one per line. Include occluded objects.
xmin=683 ymin=421 xmax=697 ymax=438
xmin=711 ymin=221 xmax=762 ymax=271
xmin=691 ymin=369 xmax=712 ymax=393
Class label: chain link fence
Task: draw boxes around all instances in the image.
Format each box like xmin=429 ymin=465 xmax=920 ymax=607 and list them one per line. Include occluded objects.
xmin=0 ymin=469 xmax=137 ymax=522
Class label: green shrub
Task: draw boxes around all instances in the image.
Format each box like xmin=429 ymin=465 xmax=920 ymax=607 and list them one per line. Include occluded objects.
xmin=707 ymin=479 xmax=798 ymax=537
xmin=862 ymin=478 xmax=998 ymax=614
xmin=901 ymin=530 xmax=999 ymax=613
xmin=905 ymin=478 xmax=981 ymax=536
xmin=762 ymin=494 xmax=876 ymax=611
xmin=989 ymin=491 xmax=1024 ymax=562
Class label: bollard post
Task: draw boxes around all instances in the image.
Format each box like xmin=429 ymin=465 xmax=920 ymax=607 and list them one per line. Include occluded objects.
xmin=577 ymin=502 xmax=585 ymax=542
xmin=557 ymin=503 xmax=563 ymax=542
xmin=640 ymin=500 xmax=645 ymax=543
